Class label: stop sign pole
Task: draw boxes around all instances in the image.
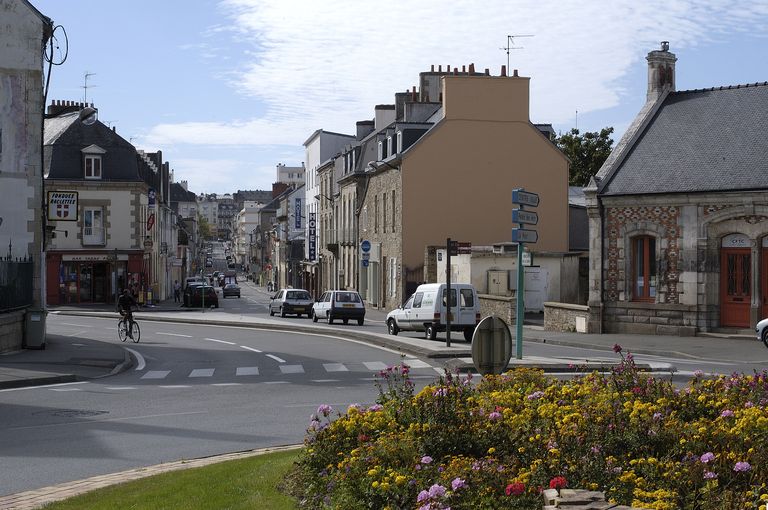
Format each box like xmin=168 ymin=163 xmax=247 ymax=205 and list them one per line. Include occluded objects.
xmin=511 ymin=188 xmax=539 ymax=359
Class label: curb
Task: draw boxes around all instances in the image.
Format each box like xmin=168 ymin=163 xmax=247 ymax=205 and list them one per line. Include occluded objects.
xmin=0 ymin=444 xmax=303 ymax=510
xmin=0 ymin=374 xmax=78 ymax=390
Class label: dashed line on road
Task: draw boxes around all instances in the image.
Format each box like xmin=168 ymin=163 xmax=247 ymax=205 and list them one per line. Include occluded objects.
xmin=236 ymin=367 xmax=259 ymax=376
xmin=211 ymin=383 xmax=242 ymax=386
xmin=0 ymin=381 xmax=89 ymax=393
xmin=189 ymin=368 xmax=215 ymax=378
xmin=204 ymin=338 xmax=236 ymax=345
xmin=311 ymin=379 xmax=340 ymax=383
xmin=158 ymin=385 xmax=191 ymax=389
xmin=142 ymin=370 xmax=171 ymax=379
xmin=156 ymin=332 xmax=192 ymax=338
xmin=105 ymin=386 xmax=137 ymax=390
xmin=240 ymin=345 xmax=262 ymax=353
xmin=266 ymin=354 xmax=286 ymax=363
xmin=279 ymin=365 xmax=304 ymax=374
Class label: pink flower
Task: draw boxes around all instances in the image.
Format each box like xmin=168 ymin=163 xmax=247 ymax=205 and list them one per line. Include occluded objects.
xmin=700 ymin=452 xmax=715 ymax=464
xmin=720 ymin=409 xmax=734 ymax=418
xmin=612 ymin=344 xmax=622 ymax=353
xmin=451 ymin=478 xmax=466 ymax=491
xmin=549 ymin=476 xmax=568 ymax=490
xmin=488 ymin=411 xmax=502 ymax=421
xmin=505 ymin=482 xmax=525 ymax=496
xmin=704 ymin=471 xmax=718 ymax=480
xmin=421 ymin=455 xmax=433 ymax=464
xmin=734 ymin=461 xmax=751 ymax=472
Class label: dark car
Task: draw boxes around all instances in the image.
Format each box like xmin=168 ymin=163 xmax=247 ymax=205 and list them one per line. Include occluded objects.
xmin=311 ymin=290 xmax=366 ymax=325
xmin=222 ymin=283 xmax=241 ymax=298
xmin=269 ymin=288 xmax=313 ymax=317
xmin=183 ymin=284 xmax=219 ymax=308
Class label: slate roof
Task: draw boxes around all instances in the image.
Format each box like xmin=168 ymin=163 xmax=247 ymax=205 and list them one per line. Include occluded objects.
xmin=170 ymin=182 xmax=197 ymax=203
xmin=600 ymin=82 xmax=768 ymax=196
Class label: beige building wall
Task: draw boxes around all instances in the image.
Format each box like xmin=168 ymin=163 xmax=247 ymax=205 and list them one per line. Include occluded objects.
xmin=400 ymin=75 xmax=569 ymax=278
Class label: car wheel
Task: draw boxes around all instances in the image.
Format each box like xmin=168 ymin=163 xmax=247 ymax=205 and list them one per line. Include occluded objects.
xmin=426 ymin=324 xmax=437 ymax=340
xmin=463 ymin=327 xmax=475 ymax=342
xmin=763 ymin=328 xmax=768 ymax=349
xmin=326 ymin=313 xmax=334 ymax=325
xmin=269 ymin=306 xmax=274 ymax=317
xmin=357 ymin=318 xmax=364 ymax=326
xmin=387 ymin=319 xmax=399 ymax=336
xmin=312 ymin=310 xmax=318 ymax=323
xmin=280 ymin=307 xmax=287 ymax=318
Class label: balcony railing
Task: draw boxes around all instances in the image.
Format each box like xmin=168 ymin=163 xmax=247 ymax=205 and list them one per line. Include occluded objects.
xmin=82 ymin=226 xmax=106 ymax=245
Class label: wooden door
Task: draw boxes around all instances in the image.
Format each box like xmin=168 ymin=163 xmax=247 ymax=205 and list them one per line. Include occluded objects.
xmin=720 ymin=248 xmax=751 ymax=327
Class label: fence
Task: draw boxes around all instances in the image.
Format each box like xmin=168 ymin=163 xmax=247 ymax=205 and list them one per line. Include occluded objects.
xmin=0 ymin=257 xmax=34 ymax=313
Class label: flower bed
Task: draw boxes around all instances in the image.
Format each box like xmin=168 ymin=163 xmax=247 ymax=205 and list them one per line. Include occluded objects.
xmin=283 ymin=347 xmax=768 ymax=509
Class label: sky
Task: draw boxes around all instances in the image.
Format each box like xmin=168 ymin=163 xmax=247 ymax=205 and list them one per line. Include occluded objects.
xmin=31 ymin=0 xmax=768 ymax=195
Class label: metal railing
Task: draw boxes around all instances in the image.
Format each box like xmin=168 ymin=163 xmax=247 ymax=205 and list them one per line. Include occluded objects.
xmin=82 ymin=226 xmax=106 ymax=245
xmin=0 ymin=257 xmax=34 ymax=312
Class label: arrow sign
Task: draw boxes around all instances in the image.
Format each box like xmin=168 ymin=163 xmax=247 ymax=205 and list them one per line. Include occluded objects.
xmin=512 ymin=189 xmax=540 ymax=207
xmin=512 ymin=209 xmax=538 ymax=225
xmin=512 ymin=228 xmax=538 ymax=243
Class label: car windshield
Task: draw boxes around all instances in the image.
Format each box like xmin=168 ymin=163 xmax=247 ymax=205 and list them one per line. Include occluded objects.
xmin=287 ymin=290 xmax=311 ymax=300
xmin=335 ymin=292 xmax=361 ymax=303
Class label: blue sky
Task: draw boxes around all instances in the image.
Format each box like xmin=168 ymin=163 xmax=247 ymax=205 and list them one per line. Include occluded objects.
xmin=32 ymin=0 xmax=768 ymax=195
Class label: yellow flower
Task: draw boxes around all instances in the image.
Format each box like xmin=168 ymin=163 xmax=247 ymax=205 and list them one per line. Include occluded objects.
xmin=372 ymin=481 xmax=379 ymax=488
xmin=395 ymin=475 xmax=406 ymax=485
xmin=488 ymin=447 xmax=496 ymax=454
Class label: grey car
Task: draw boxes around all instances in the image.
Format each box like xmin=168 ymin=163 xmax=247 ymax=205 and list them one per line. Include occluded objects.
xmin=269 ymin=288 xmax=313 ymax=318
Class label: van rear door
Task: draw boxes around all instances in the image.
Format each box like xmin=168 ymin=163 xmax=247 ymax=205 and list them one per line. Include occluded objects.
xmin=457 ymin=287 xmax=478 ymax=326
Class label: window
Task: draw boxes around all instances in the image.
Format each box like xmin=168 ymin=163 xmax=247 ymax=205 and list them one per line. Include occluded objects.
xmin=396 ymin=131 xmax=403 ymax=153
xmin=460 ymin=288 xmax=475 ymax=307
xmin=84 ymin=155 xmax=102 ymax=179
xmin=391 ymin=191 xmax=396 ymax=233
xmin=383 ymin=192 xmax=387 ymax=233
xmin=389 ymin=257 xmax=397 ymax=297
xmin=374 ymin=196 xmax=378 ymax=234
xmin=387 ymin=136 xmax=393 ymax=157
xmin=632 ymin=236 xmax=656 ymax=301
xmin=413 ymin=292 xmax=423 ymax=308
xmin=83 ymin=207 xmax=104 ymax=245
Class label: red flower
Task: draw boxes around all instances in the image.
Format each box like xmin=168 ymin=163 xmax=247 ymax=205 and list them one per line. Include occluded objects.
xmin=505 ymin=482 xmax=525 ymax=496
xmin=549 ymin=476 xmax=568 ymax=489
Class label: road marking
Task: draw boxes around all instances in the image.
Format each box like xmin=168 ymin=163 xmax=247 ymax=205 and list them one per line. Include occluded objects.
xmin=263 ymin=381 xmax=290 ymax=384
xmin=0 ymin=381 xmax=89 ymax=393
xmin=204 ymin=338 xmax=236 ymax=345
xmin=124 ymin=347 xmax=145 ymax=371
xmin=70 ymin=343 xmax=87 ymax=346
xmin=236 ymin=367 xmax=259 ymax=376
xmin=50 ymin=387 xmax=82 ymax=392
xmin=159 ymin=385 xmax=191 ymax=388
xmin=312 ymin=379 xmax=340 ymax=383
xmin=60 ymin=323 xmax=93 ymax=328
xmin=156 ymin=332 xmax=192 ymax=338
xmin=403 ymin=359 xmax=432 ymax=369
xmin=363 ymin=361 xmax=388 ymax=371
xmin=105 ymin=386 xmax=136 ymax=390
xmin=189 ymin=368 xmax=215 ymax=377
xmin=142 ymin=370 xmax=171 ymax=379
xmin=240 ymin=345 xmax=262 ymax=353
xmin=66 ymin=331 xmax=87 ymax=336
xmin=323 ymin=363 xmax=348 ymax=372
xmin=280 ymin=365 xmax=305 ymax=374
xmin=266 ymin=354 xmax=286 ymax=363
xmin=212 ymin=383 xmax=242 ymax=386
xmin=5 ymin=411 xmax=207 ymax=431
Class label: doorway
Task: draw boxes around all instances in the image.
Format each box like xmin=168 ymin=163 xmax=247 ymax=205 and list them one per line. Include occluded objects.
xmin=720 ymin=247 xmax=751 ymax=328
xmin=762 ymin=239 xmax=768 ymax=320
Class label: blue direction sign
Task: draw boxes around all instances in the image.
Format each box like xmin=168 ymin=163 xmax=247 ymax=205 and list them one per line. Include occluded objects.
xmin=360 ymin=240 xmax=371 ymax=253
xmin=512 ymin=189 xmax=540 ymax=207
xmin=512 ymin=228 xmax=538 ymax=243
xmin=362 ymin=259 xmax=369 ymax=267
xmin=512 ymin=209 xmax=538 ymax=225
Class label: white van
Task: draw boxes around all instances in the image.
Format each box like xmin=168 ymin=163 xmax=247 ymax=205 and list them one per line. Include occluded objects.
xmin=386 ymin=283 xmax=481 ymax=341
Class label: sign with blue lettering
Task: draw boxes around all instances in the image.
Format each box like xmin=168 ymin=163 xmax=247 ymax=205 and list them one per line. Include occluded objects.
xmin=294 ymin=197 xmax=302 ymax=229
xmin=512 ymin=228 xmax=538 ymax=243
xmin=512 ymin=189 xmax=539 ymax=207
xmin=512 ymin=209 xmax=538 ymax=225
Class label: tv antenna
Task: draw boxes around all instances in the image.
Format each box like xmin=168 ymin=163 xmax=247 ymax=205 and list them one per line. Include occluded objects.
xmin=500 ymin=34 xmax=534 ymax=71
xmin=82 ymin=72 xmax=96 ymax=103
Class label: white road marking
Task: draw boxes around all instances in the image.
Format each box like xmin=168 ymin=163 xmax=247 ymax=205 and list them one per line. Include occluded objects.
xmin=59 ymin=323 xmax=93 ymax=328
xmin=279 ymin=365 xmax=305 ymax=374
xmin=236 ymin=367 xmax=259 ymax=376
xmin=263 ymin=381 xmax=290 ymax=384
xmin=105 ymin=386 xmax=136 ymax=390
xmin=312 ymin=379 xmax=340 ymax=383
xmin=189 ymin=368 xmax=215 ymax=378
xmin=240 ymin=345 xmax=262 ymax=353
xmin=204 ymin=338 xmax=236 ymax=345
xmin=156 ymin=332 xmax=192 ymax=338
xmin=70 ymin=343 xmax=87 ymax=346
xmin=363 ymin=361 xmax=388 ymax=371
xmin=50 ymin=387 xmax=82 ymax=392
xmin=212 ymin=383 xmax=242 ymax=386
xmin=141 ymin=370 xmax=171 ymax=379
xmin=266 ymin=354 xmax=286 ymax=363
xmin=0 ymin=381 xmax=88 ymax=393
xmin=403 ymin=359 xmax=432 ymax=369
xmin=124 ymin=347 xmax=145 ymax=371
xmin=323 ymin=363 xmax=348 ymax=372
xmin=159 ymin=385 xmax=191 ymax=388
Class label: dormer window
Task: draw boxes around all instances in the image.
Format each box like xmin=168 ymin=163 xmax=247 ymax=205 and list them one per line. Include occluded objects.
xmin=377 ymin=141 xmax=384 ymax=160
xmin=397 ymin=131 xmax=403 ymax=153
xmin=81 ymin=145 xmax=106 ymax=180
xmin=387 ymin=136 xmax=393 ymax=157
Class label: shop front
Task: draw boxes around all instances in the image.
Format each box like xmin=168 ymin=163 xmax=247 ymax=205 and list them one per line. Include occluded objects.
xmin=46 ymin=251 xmax=145 ymax=305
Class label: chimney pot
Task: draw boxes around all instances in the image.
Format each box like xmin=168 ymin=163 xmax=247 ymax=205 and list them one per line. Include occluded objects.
xmin=469 ymin=63 xmax=475 ymax=73
xmin=431 ymin=64 xmax=435 ymax=72
xmin=501 ymin=65 xmax=507 ymax=77
xmin=462 ymin=65 xmax=466 ymax=72
xmin=438 ymin=65 xmax=442 ymax=72
xmin=513 ymin=69 xmax=519 ymax=77
xmin=485 ymin=68 xmax=490 ymax=75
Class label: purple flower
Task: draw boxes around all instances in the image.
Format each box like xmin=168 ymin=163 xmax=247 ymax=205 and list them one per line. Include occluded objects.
xmin=700 ymin=452 xmax=715 ymax=464
xmin=368 ymin=404 xmax=383 ymax=412
xmin=316 ymin=404 xmax=333 ymax=417
xmin=417 ymin=490 xmax=430 ymax=502
xmin=591 ymin=445 xmax=602 ymax=454
xmin=527 ymin=391 xmax=545 ymax=400
xmin=488 ymin=411 xmax=502 ymax=421
xmin=433 ymin=388 xmax=448 ymax=397
xmin=451 ymin=478 xmax=466 ymax=491
xmin=612 ymin=343 xmax=622 ymax=353
xmin=652 ymin=412 xmax=662 ymax=421
xmin=720 ymin=409 xmax=734 ymax=418
xmin=693 ymin=370 xmax=704 ymax=378
xmin=703 ymin=471 xmax=718 ymax=480
xmin=428 ymin=484 xmax=447 ymax=498
xmin=421 ymin=455 xmax=433 ymax=464
xmin=734 ymin=461 xmax=751 ymax=472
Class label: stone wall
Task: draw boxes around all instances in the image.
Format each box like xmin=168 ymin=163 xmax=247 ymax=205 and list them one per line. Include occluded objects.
xmin=0 ymin=311 xmax=25 ymax=353
xmin=603 ymin=301 xmax=697 ymax=336
xmin=544 ymin=302 xmax=590 ymax=333
xmin=479 ymin=294 xmax=515 ymax=326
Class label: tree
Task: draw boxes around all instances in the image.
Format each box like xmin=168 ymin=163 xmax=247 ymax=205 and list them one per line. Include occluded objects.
xmin=198 ymin=214 xmax=212 ymax=240
xmin=555 ymin=127 xmax=615 ymax=186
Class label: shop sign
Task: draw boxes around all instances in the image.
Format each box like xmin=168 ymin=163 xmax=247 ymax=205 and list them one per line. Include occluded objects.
xmin=47 ymin=191 xmax=78 ymax=221
xmin=295 ymin=197 xmax=302 ymax=229
xmin=147 ymin=213 xmax=155 ymax=231
xmin=148 ymin=188 xmax=156 ymax=209
xmin=62 ymin=253 xmax=128 ymax=262
xmin=308 ymin=212 xmax=316 ymax=261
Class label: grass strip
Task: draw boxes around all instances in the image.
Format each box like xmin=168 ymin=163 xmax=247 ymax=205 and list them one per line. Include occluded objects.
xmin=42 ymin=448 xmax=301 ymax=510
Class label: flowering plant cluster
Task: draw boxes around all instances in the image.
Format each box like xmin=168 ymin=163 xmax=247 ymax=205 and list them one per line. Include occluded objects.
xmin=283 ymin=351 xmax=768 ymax=509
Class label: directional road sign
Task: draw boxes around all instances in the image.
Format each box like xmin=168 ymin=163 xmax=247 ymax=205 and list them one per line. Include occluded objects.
xmin=512 ymin=209 xmax=538 ymax=225
xmin=512 ymin=189 xmax=540 ymax=207
xmin=512 ymin=228 xmax=538 ymax=243
xmin=360 ymin=240 xmax=371 ymax=253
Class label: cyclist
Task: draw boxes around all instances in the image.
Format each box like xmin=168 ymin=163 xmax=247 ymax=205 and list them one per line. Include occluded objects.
xmin=117 ymin=288 xmax=137 ymax=339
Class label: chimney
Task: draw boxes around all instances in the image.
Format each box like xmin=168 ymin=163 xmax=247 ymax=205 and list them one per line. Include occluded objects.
xmin=513 ymin=69 xmax=518 ymax=77
xmin=469 ymin=63 xmax=475 ymax=73
xmin=272 ymin=182 xmax=288 ymax=198
xmin=501 ymin=65 xmax=507 ymax=77
xmin=646 ymin=41 xmax=676 ymax=102
xmin=181 ymin=180 xmax=188 ymax=191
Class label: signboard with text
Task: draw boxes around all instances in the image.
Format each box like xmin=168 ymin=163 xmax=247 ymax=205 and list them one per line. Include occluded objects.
xmin=308 ymin=212 xmax=317 ymax=260
xmin=47 ymin=191 xmax=78 ymax=221
xmin=295 ymin=197 xmax=302 ymax=229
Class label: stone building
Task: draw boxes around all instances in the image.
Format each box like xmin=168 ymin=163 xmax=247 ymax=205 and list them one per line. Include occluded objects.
xmin=586 ymin=42 xmax=768 ymax=335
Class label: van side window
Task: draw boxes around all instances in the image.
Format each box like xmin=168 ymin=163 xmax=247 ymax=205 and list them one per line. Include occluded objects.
xmin=460 ymin=289 xmax=475 ymax=307
xmin=442 ymin=289 xmax=457 ymax=307
xmin=412 ymin=292 xmax=424 ymax=308
xmin=403 ymin=296 xmax=414 ymax=309
xmin=325 ymin=293 xmax=332 ymax=302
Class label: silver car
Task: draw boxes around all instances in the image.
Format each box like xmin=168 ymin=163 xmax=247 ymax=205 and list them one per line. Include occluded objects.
xmin=269 ymin=289 xmax=313 ymax=318
xmin=757 ymin=317 xmax=768 ymax=348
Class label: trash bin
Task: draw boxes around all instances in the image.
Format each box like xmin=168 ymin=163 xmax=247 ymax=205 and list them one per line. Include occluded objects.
xmin=23 ymin=307 xmax=47 ymax=349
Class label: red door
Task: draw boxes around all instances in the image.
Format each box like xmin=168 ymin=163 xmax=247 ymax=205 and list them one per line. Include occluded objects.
xmin=762 ymin=247 xmax=768 ymax=320
xmin=721 ymin=248 xmax=751 ymax=327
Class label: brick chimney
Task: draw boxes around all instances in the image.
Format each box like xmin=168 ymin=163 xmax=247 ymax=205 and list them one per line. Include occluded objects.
xmin=646 ymin=41 xmax=676 ymax=102
xmin=47 ymin=99 xmax=94 ymax=116
xmin=272 ymin=182 xmax=288 ymax=198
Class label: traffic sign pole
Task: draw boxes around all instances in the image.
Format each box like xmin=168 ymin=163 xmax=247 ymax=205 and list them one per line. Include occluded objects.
xmin=516 ymin=243 xmax=524 ymax=359
xmin=446 ymin=237 xmax=452 ymax=347
xmin=511 ymin=188 xmax=539 ymax=360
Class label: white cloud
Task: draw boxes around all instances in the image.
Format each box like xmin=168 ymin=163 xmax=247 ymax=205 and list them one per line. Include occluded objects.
xmin=144 ymin=0 xmax=768 ymax=150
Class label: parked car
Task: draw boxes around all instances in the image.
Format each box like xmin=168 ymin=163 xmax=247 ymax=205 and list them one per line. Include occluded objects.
xmin=183 ymin=284 xmax=219 ymax=308
xmin=222 ymin=283 xmax=241 ymax=298
xmin=757 ymin=317 xmax=768 ymax=347
xmin=386 ymin=283 xmax=481 ymax=341
xmin=312 ymin=290 xmax=365 ymax=325
xmin=269 ymin=288 xmax=313 ymax=317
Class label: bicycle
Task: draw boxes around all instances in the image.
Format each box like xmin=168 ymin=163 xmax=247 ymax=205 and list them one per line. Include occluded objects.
xmin=117 ymin=313 xmax=141 ymax=343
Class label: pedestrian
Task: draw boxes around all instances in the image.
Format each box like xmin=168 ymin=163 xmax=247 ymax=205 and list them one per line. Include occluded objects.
xmin=173 ymin=280 xmax=181 ymax=303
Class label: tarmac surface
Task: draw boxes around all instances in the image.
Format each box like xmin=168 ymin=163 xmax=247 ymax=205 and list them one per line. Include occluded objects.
xmin=0 ymin=281 xmax=761 ymax=508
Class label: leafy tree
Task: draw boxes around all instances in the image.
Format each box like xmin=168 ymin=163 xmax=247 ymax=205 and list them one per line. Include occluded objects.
xmin=555 ymin=127 xmax=615 ymax=186
xmin=198 ymin=214 xmax=212 ymax=240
